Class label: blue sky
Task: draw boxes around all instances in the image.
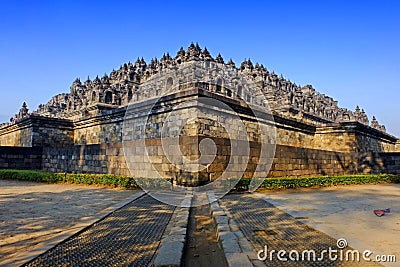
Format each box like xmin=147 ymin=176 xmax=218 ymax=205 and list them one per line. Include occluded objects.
xmin=0 ymin=1 xmax=399 ymax=136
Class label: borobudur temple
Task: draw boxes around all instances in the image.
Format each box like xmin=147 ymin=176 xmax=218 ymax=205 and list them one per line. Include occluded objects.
xmin=0 ymin=43 xmax=399 ymax=185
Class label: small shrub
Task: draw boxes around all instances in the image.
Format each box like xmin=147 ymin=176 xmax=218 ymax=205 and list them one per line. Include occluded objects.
xmin=1 ymin=170 xmax=398 ymax=191
xmin=0 ymin=169 xmax=62 ymax=183
xmin=0 ymin=169 xmax=139 ymax=189
xmin=233 ymin=174 xmax=400 ymax=191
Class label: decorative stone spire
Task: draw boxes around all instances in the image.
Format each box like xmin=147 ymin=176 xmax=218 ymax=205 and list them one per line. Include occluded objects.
xmin=227 ymin=58 xmax=236 ymax=68
xmin=140 ymin=57 xmax=147 ymax=67
xmin=260 ymin=64 xmax=267 ymax=72
xmin=240 ymin=58 xmax=253 ymax=70
xmin=361 ymin=109 xmax=368 ymax=125
xmin=135 ymin=57 xmax=141 ymax=67
xmin=186 ymin=42 xmax=200 ymax=61
xmin=101 ymin=73 xmax=109 ymax=83
xmin=195 ymin=42 xmax=201 ymax=53
xmin=371 ymin=116 xmax=379 ymax=128
xmin=84 ymin=76 xmax=91 ymax=87
xmin=93 ymin=75 xmax=101 ymax=84
xmin=215 ymin=53 xmax=224 ymax=64
xmin=201 ymin=47 xmax=213 ymax=61
xmin=73 ymin=78 xmax=81 ymax=85
xmin=370 ymin=116 xmax=385 ymax=132
xmin=176 ymin=47 xmax=185 ymax=58
xmin=133 ymin=57 xmax=147 ymax=74
xmin=188 ymin=42 xmax=196 ymax=50
xmin=18 ymin=102 xmax=29 ymax=118
xmin=247 ymin=58 xmax=253 ymax=69
xmin=161 ymin=53 xmax=172 ymax=63
xmin=149 ymin=58 xmax=158 ymax=69
xmin=174 ymin=47 xmax=186 ymax=64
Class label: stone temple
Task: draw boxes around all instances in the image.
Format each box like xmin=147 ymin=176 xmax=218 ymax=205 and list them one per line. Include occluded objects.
xmin=0 ymin=43 xmax=399 ymax=184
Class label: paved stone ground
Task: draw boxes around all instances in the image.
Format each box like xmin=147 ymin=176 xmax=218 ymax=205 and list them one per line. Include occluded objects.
xmin=256 ymin=184 xmax=400 ymax=267
xmin=0 ymin=180 xmax=138 ymax=266
xmin=220 ymin=193 xmax=382 ymax=266
xmin=2 ymin=180 xmax=397 ymax=266
xmin=24 ymin=194 xmax=175 ymax=267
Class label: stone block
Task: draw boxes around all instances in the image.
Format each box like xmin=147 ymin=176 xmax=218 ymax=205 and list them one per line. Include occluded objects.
xmin=153 ymin=241 xmax=184 ymax=267
xmin=219 ymin=231 xmax=238 ymax=242
xmin=215 ymin=215 xmax=229 ymax=225
xmin=222 ymin=239 xmax=241 ymax=253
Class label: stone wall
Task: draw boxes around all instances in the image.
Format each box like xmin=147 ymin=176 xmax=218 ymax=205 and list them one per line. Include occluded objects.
xmin=42 ymin=143 xmax=129 ymax=175
xmin=40 ymin=143 xmax=400 ymax=178
xmin=0 ymin=116 xmax=74 ymax=148
xmin=313 ymin=122 xmax=398 ymax=153
xmin=0 ymin=146 xmax=42 ymax=170
xmin=274 ymin=116 xmax=398 ymax=153
xmin=379 ymin=153 xmax=400 ymax=175
xmin=73 ymin=106 xmax=126 ymax=145
xmin=0 ymin=119 xmax=33 ymax=147
xmin=31 ymin=116 xmax=74 ymax=147
xmin=269 ymin=145 xmax=388 ymax=178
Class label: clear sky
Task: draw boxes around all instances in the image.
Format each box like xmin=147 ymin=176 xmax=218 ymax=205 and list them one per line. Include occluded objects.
xmin=0 ymin=1 xmax=399 ymax=136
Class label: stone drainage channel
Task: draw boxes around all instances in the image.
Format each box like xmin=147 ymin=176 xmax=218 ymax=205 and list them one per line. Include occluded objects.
xmin=21 ymin=192 xmax=382 ymax=267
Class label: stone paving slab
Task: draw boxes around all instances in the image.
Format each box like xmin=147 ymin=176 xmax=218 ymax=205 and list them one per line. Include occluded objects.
xmin=220 ymin=193 xmax=382 ymax=267
xmin=0 ymin=180 xmax=140 ymax=266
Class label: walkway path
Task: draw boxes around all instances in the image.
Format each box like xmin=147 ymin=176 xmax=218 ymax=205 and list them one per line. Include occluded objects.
xmin=24 ymin=194 xmax=175 ymax=266
xmin=0 ymin=180 xmax=138 ymax=266
xmin=256 ymin=184 xmax=400 ymax=267
xmin=2 ymin=180 xmax=398 ymax=266
xmin=220 ymin=193 xmax=382 ymax=266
